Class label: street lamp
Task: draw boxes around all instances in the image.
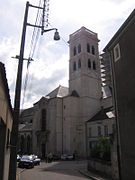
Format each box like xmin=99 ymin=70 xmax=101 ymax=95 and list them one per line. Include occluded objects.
xmin=8 ymin=1 xmax=60 ymax=180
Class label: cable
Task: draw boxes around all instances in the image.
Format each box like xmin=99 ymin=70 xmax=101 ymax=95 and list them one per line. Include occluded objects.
xmin=29 ymin=0 xmax=42 ymax=59
xmin=21 ymin=0 xmax=43 ymax=109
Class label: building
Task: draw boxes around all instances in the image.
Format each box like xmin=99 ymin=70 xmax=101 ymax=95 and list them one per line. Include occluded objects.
xmin=18 ymin=26 xmax=111 ymax=158
xmin=86 ymin=107 xmax=115 ymax=156
xmin=18 ymin=107 xmax=34 ymax=155
xmin=104 ymin=9 xmax=135 ymax=180
xmin=0 ymin=62 xmax=13 ymax=180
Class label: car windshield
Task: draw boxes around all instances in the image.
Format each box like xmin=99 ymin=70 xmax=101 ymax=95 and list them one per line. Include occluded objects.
xmin=21 ymin=156 xmax=32 ymax=160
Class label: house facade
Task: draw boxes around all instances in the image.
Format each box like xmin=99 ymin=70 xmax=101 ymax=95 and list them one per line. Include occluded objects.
xmin=104 ymin=9 xmax=135 ymax=180
xmin=86 ymin=108 xmax=115 ymax=156
xmin=0 ymin=62 xmax=13 ymax=180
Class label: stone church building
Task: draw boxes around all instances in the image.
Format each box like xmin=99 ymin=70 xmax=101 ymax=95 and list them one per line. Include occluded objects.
xmin=18 ymin=26 xmax=108 ymax=158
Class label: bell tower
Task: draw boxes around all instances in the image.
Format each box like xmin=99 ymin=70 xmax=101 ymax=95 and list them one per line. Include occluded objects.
xmin=62 ymin=27 xmax=102 ymax=157
xmin=69 ymin=26 xmax=101 ymax=100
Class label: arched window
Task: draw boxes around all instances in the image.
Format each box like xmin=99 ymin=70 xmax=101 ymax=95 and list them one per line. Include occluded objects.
xmin=88 ymin=59 xmax=91 ymax=69
xmin=71 ymin=90 xmax=79 ymax=97
xmin=87 ymin=43 xmax=90 ymax=53
xmin=27 ymin=135 xmax=31 ymax=154
xmin=93 ymin=61 xmax=96 ymax=70
xmin=73 ymin=61 xmax=76 ymax=71
xmin=78 ymin=44 xmax=81 ymax=53
xmin=20 ymin=135 xmax=25 ymax=154
xmin=78 ymin=59 xmax=81 ymax=69
xmin=73 ymin=46 xmax=76 ymax=56
xmin=92 ymin=45 xmax=95 ymax=55
xmin=41 ymin=109 xmax=46 ymax=131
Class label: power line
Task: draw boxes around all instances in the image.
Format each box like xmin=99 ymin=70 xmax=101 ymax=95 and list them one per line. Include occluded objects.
xmin=21 ymin=0 xmax=43 ymax=109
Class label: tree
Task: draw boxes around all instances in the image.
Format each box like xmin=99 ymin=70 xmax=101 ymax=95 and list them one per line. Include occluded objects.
xmin=90 ymin=136 xmax=111 ymax=161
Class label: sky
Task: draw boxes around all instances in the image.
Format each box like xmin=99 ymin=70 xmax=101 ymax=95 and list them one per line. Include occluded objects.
xmin=0 ymin=0 xmax=135 ymax=109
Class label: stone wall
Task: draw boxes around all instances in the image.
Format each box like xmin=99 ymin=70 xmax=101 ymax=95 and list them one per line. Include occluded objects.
xmin=87 ymin=158 xmax=112 ymax=177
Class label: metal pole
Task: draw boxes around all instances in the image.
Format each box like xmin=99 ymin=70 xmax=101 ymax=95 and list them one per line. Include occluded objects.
xmin=109 ymin=50 xmax=122 ymax=180
xmin=8 ymin=2 xmax=29 ymax=180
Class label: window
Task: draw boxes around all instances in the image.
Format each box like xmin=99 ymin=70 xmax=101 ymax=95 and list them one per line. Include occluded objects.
xmin=92 ymin=45 xmax=95 ymax=55
xmin=78 ymin=59 xmax=81 ymax=68
xmin=87 ymin=43 xmax=90 ymax=53
xmin=78 ymin=44 xmax=81 ymax=53
xmin=73 ymin=46 xmax=76 ymax=56
xmin=89 ymin=127 xmax=92 ymax=137
xmin=112 ymin=124 xmax=115 ymax=133
xmin=71 ymin=90 xmax=79 ymax=97
xmin=41 ymin=109 xmax=46 ymax=131
xmin=104 ymin=125 xmax=108 ymax=136
xmin=27 ymin=135 xmax=31 ymax=154
xmin=114 ymin=43 xmax=121 ymax=62
xmin=98 ymin=126 xmax=101 ymax=136
xmin=88 ymin=59 xmax=91 ymax=69
xmin=73 ymin=61 xmax=76 ymax=71
xmin=93 ymin=61 xmax=96 ymax=70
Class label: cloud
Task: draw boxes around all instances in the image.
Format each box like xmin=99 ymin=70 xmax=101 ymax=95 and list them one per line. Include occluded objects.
xmin=1 ymin=0 xmax=135 ymax=109
xmin=21 ymin=66 xmax=68 ymax=108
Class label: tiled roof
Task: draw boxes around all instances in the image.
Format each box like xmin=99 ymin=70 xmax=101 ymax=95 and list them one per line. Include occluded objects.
xmin=46 ymin=85 xmax=69 ymax=98
xmin=19 ymin=123 xmax=32 ymax=131
xmin=0 ymin=62 xmax=13 ymax=116
xmin=87 ymin=107 xmax=113 ymax=122
xmin=19 ymin=107 xmax=34 ymax=123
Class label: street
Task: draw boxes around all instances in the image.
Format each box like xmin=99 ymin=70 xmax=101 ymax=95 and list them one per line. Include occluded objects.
xmin=17 ymin=160 xmax=91 ymax=180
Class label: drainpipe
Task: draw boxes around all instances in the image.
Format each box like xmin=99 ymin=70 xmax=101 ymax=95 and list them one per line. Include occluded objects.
xmin=62 ymin=98 xmax=63 ymax=154
xmin=85 ymin=121 xmax=88 ymax=159
xmin=108 ymin=50 xmax=122 ymax=180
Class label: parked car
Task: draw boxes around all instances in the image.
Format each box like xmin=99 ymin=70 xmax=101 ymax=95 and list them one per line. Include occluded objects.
xmin=67 ymin=154 xmax=73 ymax=160
xmin=61 ymin=154 xmax=68 ymax=160
xmin=17 ymin=154 xmax=21 ymax=162
xmin=18 ymin=155 xmax=34 ymax=168
xmin=61 ymin=154 xmax=74 ymax=160
xmin=52 ymin=154 xmax=61 ymax=161
xmin=30 ymin=155 xmax=41 ymax=165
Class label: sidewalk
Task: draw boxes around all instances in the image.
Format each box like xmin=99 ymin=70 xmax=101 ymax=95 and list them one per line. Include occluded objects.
xmin=79 ymin=169 xmax=112 ymax=180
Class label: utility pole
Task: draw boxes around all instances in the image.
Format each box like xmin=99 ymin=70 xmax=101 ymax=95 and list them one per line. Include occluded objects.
xmin=8 ymin=2 xmax=29 ymax=180
xmin=8 ymin=1 xmax=60 ymax=180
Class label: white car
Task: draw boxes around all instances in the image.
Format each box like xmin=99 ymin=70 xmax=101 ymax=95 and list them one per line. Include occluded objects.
xmin=17 ymin=154 xmax=21 ymax=162
xmin=61 ymin=154 xmax=73 ymax=160
xmin=61 ymin=154 xmax=68 ymax=160
xmin=67 ymin=154 xmax=73 ymax=160
xmin=30 ymin=155 xmax=41 ymax=165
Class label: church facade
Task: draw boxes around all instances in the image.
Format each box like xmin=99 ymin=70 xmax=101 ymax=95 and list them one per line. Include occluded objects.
xmin=18 ymin=27 xmax=103 ymax=158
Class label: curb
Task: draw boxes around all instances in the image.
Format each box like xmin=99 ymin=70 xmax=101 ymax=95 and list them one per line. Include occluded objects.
xmin=79 ymin=170 xmax=100 ymax=180
xmin=79 ymin=169 xmax=110 ymax=180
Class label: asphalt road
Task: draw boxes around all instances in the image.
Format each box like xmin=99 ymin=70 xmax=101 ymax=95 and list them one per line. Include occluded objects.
xmin=17 ymin=160 xmax=91 ymax=180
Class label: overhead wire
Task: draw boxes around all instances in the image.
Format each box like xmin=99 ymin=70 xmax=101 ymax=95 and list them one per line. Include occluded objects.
xmin=21 ymin=0 xmax=69 ymax=109
xmin=21 ymin=0 xmax=43 ymax=109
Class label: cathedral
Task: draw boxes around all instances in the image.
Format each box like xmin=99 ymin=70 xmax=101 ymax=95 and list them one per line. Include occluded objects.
xmin=18 ymin=26 xmax=105 ymax=158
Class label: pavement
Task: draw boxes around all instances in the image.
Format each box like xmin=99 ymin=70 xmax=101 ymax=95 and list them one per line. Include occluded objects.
xmin=79 ymin=169 xmax=112 ymax=180
xmin=16 ymin=160 xmax=112 ymax=180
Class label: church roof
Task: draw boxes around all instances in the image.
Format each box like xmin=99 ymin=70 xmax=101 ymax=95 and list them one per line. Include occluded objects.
xmin=46 ymin=85 xmax=69 ymax=98
xmin=19 ymin=107 xmax=34 ymax=123
xmin=19 ymin=123 xmax=32 ymax=131
xmin=87 ymin=107 xmax=113 ymax=122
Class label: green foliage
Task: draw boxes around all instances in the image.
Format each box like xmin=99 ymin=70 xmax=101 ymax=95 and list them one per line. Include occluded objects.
xmin=90 ymin=136 xmax=111 ymax=161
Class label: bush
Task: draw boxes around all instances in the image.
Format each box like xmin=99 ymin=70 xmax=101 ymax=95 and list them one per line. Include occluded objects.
xmin=90 ymin=137 xmax=111 ymax=161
